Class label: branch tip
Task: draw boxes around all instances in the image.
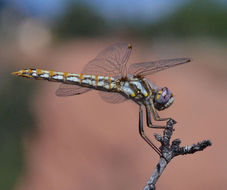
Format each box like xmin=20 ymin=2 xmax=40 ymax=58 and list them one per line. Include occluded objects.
xmin=154 ymin=133 xmax=162 ymax=142
xmin=167 ymin=119 xmax=177 ymax=126
xmin=143 ymin=120 xmax=212 ymax=190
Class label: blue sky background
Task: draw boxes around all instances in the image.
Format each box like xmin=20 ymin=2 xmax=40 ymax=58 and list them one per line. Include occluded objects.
xmin=1 ymin=0 xmax=190 ymax=21
xmin=3 ymin=0 xmax=227 ymax=22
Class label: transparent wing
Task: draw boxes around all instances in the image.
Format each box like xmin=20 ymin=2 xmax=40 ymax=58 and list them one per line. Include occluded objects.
xmin=128 ymin=58 xmax=191 ymax=77
xmin=98 ymin=91 xmax=128 ymax=104
xmin=82 ymin=42 xmax=132 ymax=77
xmin=56 ymin=84 xmax=90 ymax=97
xmin=56 ymin=84 xmax=127 ymax=103
xmin=56 ymin=42 xmax=132 ymax=97
xmin=147 ymin=80 xmax=159 ymax=90
xmin=82 ymin=42 xmax=131 ymax=103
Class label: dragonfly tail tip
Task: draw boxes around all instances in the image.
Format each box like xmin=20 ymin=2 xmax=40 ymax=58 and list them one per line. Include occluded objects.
xmin=11 ymin=70 xmax=22 ymax=76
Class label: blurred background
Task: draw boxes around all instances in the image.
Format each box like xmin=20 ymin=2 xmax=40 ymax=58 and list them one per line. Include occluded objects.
xmin=0 ymin=0 xmax=227 ymax=189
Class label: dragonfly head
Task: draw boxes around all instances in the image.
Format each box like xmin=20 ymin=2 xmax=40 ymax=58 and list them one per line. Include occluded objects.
xmin=153 ymin=87 xmax=174 ymax=111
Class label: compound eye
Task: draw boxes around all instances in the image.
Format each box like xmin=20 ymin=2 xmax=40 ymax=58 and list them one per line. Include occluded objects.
xmin=156 ymin=87 xmax=172 ymax=104
xmin=154 ymin=87 xmax=173 ymax=111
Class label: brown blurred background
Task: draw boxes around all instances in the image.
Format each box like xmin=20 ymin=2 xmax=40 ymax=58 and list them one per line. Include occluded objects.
xmin=0 ymin=0 xmax=227 ymax=189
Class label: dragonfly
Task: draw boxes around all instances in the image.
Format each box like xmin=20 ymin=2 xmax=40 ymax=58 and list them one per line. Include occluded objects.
xmin=12 ymin=43 xmax=190 ymax=156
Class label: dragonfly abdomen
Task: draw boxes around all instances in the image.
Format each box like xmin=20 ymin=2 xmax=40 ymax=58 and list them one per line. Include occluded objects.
xmin=12 ymin=68 xmax=118 ymax=91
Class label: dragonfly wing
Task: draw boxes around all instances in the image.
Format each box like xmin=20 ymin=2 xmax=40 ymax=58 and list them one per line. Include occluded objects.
xmin=128 ymin=58 xmax=191 ymax=77
xmin=98 ymin=91 xmax=128 ymax=104
xmin=56 ymin=83 xmax=91 ymax=97
xmin=147 ymin=80 xmax=159 ymax=90
xmin=56 ymin=83 xmax=127 ymax=103
xmin=56 ymin=43 xmax=132 ymax=98
xmin=82 ymin=42 xmax=132 ymax=77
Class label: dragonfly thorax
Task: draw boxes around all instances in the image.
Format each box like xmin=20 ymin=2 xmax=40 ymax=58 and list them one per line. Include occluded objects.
xmin=120 ymin=76 xmax=153 ymax=104
xmin=120 ymin=76 xmax=174 ymax=109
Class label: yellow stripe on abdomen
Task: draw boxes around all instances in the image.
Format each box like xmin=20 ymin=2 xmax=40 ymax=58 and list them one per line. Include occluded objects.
xmin=49 ymin=70 xmax=54 ymax=77
xmin=108 ymin=76 xmax=112 ymax=89
xmin=12 ymin=69 xmax=118 ymax=92
xmin=36 ymin=69 xmax=42 ymax=75
xmin=80 ymin=74 xmax=84 ymax=83
xmin=95 ymin=75 xmax=98 ymax=88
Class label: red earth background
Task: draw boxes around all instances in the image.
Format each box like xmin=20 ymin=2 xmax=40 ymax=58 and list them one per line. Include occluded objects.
xmin=4 ymin=39 xmax=226 ymax=190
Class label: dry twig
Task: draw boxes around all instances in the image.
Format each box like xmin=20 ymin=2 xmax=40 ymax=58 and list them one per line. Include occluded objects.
xmin=143 ymin=119 xmax=212 ymax=190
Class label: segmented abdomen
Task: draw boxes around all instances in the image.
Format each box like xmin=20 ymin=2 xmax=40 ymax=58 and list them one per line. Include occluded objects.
xmin=12 ymin=68 xmax=118 ymax=91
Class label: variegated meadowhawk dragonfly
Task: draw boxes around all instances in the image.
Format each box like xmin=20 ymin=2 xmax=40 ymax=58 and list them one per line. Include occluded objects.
xmin=12 ymin=43 xmax=190 ymax=156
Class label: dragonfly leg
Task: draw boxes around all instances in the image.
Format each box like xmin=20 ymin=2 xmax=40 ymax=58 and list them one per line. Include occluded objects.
xmin=150 ymin=103 xmax=171 ymax=121
xmin=139 ymin=106 xmax=161 ymax=156
xmin=145 ymin=106 xmax=166 ymax=129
